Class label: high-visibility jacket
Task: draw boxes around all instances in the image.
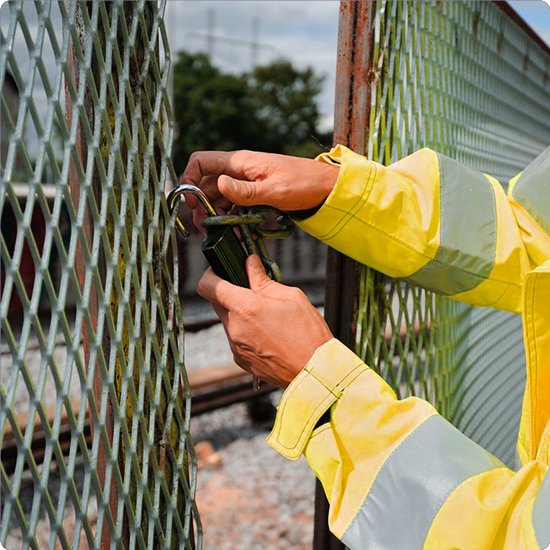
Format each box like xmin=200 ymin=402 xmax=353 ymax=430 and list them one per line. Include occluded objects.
xmin=266 ymin=145 xmax=550 ymax=549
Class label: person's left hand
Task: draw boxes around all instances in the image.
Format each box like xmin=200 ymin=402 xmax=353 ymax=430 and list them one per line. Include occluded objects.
xmin=196 ymin=255 xmax=333 ymax=388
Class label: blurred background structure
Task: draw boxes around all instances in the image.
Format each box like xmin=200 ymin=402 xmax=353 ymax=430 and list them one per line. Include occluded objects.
xmin=2 ymin=1 xmax=550 ymax=550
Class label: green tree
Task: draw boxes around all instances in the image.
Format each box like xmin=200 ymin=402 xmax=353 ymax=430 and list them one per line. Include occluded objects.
xmin=172 ymin=52 xmax=262 ymax=173
xmin=246 ymin=60 xmax=327 ymax=156
xmin=171 ymin=52 xmax=332 ymax=175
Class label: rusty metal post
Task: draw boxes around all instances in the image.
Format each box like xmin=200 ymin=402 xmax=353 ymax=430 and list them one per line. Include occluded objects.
xmin=314 ymin=2 xmax=375 ymax=549
xmin=65 ymin=4 xmax=120 ymax=547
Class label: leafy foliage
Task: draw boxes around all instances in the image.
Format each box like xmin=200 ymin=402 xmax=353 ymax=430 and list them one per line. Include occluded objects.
xmin=171 ymin=52 xmax=332 ymax=174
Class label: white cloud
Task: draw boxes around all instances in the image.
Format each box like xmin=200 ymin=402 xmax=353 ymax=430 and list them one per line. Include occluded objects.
xmin=166 ymin=1 xmax=340 ymax=120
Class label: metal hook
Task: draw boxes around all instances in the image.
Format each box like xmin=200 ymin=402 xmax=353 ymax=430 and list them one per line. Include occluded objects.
xmin=167 ymin=184 xmax=218 ymax=239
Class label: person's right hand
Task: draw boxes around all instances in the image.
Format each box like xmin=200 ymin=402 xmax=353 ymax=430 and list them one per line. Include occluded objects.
xmin=181 ymin=150 xmax=339 ymax=232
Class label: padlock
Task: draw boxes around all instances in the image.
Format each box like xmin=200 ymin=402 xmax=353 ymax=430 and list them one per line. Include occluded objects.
xmin=168 ymin=184 xmax=261 ymax=391
xmin=168 ymin=184 xmax=249 ymax=288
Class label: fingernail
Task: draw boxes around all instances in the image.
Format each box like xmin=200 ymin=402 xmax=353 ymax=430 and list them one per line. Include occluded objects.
xmin=251 ymin=255 xmax=264 ymax=272
xmin=223 ymin=176 xmax=236 ymax=194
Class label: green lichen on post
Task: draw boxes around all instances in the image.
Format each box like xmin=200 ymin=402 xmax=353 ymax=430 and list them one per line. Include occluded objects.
xmin=88 ymin=1 xmax=195 ymax=547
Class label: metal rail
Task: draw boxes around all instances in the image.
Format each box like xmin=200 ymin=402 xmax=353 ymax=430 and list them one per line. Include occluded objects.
xmin=314 ymin=3 xmax=375 ymax=549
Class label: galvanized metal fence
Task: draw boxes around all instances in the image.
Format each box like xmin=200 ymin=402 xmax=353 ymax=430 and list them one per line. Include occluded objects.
xmin=317 ymin=2 xmax=550 ymax=548
xmin=360 ymin=0 xmax=550 ymax=468
xmin=1 ymin=2 xmax=200 ymax=549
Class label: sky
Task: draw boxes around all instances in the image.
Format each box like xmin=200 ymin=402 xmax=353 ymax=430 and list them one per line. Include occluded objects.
xmin=165 ymin=0 xmax=550 ymax=131
xmin=1 ymin=1 xmax=549 ymax=145
xmin=164 ymin=1 xmax=341 ymax=130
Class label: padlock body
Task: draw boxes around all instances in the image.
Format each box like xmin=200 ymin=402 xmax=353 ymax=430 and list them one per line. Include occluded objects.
xmin=202 ymin=227 xmax=249 ymax=288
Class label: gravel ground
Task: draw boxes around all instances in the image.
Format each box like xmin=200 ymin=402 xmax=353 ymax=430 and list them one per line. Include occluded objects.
xmin=191 ymin=396 xmax=316 ymax=550
xmin=3 ymin=304 xmax=317 ymax=549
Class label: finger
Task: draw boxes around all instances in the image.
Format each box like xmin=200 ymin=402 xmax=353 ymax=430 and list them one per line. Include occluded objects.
xmin=246 ymin=254 xmax=275 ymax=293
xmin=185 ymin=175 xmax=232 ymax=212
xmin=182 ymin=151 xmax=248 ymax=187
xmin=192 ymin=208 xmax=207 ymax=235
xmin=196 ymin=267 xmax=251 ymax=309
xmin=218 ymin=175 xmax=281 ymax=208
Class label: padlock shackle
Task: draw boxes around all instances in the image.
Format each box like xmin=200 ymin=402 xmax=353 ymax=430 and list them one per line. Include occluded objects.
xmin=167 ymin=184 xmax=218 ymax=238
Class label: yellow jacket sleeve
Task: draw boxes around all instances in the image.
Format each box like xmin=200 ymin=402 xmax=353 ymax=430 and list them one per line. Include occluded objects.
xmin=268 ymin=272 xmax=550 ymax=550
xmin=294 ymin=145 xmax=550 ymax=313
xmin=267 ymin=327 xmax=549 ymax=548
xmin=265 ymin=147 xmax=550 ymax=548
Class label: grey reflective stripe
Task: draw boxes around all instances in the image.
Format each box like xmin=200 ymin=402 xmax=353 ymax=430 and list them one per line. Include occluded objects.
xmin=533 ymin=468 xmax=550 ymax=549
xmin=512 ymin=145 xmax=550 ymax=238
xmin=405 ymin=153 xmax=497 ymax=296
xmin=341 ymin=415 xmax=504 ymax=550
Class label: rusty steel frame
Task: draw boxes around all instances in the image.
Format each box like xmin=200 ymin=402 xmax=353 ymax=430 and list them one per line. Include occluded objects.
xmin=316 ymin=1 xmax=550 ymax=548
xmin=315 ymin=2 xmax=375 ymax=549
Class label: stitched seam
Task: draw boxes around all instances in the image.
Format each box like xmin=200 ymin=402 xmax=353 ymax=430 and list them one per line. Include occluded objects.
xmin=342 ymin=416 xmax=501 ymax=544
xmin=342 ymin=414 xmax=436 ymax=538
xmin=329 ymin=160 xmax=378 ymax=240
xmin=310 ymin=424 xmax=332 ymax=439
xmin=321 ymin=204 xmax=521 ymax=289
xmin=272 ymin=370 xmax=311 ymax=440
xmin=306 ymin=370 xmax=339 ymax=397
xmin=311 ymin=158 xmax=376 ymax=241
xmin=436 ymin=152 xmax=446 ymax=266
xmin=332 ymin=363 xmax=367 ymax=393
xmin=275 ymin=365 xmax=367 ymax=452
xmin=413 ymin=154 xmax=497 ymax=290
xmin=316 ymin=161 xmax=378 ymax=241
xmin=419 ymin=463 xmax=502 ymax=547
xmin=477 ymin=281 xmax=513 ymax=308
xmin=275 ymin=394 xmax=336 ymax=451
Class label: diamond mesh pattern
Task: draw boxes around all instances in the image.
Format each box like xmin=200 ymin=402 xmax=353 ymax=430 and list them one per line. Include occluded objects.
xmin=1 ymin=2 xmax=200 ymax=548
xmin=356 ymin=0 xmax=550 ymax=467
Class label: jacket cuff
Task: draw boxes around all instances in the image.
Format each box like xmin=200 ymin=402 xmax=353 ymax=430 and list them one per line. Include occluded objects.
xmin=291 ymin=145 xmax=376 ymax=240
xmin=266 ymin=338 xmax=367 ymax=460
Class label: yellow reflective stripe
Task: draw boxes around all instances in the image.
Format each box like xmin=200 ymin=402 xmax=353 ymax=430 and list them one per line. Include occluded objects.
xmin=405 ymin=153 xmax=497 ymax=295
xmin=341 ymin=415 xmax=504 ymax=550
xmin=533 ymin=469 xmax=550 ymax=549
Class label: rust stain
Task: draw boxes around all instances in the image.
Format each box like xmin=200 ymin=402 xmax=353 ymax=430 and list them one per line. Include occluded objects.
xmin=473 ymin=11 xmax=480 ymax=40
xmin=333 ymin=1 xmax=373 ymax=154
xmin=497 ymin=32 xmax=504 ymax=55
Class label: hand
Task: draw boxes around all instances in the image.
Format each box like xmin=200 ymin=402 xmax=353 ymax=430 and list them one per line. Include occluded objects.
xmin=181 ymin=150 xmax=339 ymax=233
xmin=196 ymin=254 xmax=333 ymax=388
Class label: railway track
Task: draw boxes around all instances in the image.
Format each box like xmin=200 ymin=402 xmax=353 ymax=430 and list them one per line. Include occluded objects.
xmin=2 ymin=321 xmax=426 ymax=475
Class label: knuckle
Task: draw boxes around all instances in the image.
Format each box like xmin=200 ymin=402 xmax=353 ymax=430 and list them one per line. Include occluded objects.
xmin=235 ymin=149 xmax=253 ymax=160
xmin=196 ymin=276 xmax=209 ymax=298
xmin=188 ymin=151 xmax=201 ymax=163
xmin=288 ymin=287 xmax=306 ymax=301
xmin=242 ymin=183 xmax=256 ymax=203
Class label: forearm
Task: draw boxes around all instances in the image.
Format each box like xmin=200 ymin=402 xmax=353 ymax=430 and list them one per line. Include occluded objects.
xmin=295 ymin=145 xmax=533 ymax=313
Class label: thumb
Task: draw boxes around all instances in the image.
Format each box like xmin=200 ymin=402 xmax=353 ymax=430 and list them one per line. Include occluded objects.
xmin=246 ymin=254 xmax=274 ymax=293
xmin=218 ymin=175 xmax=265 ymax=206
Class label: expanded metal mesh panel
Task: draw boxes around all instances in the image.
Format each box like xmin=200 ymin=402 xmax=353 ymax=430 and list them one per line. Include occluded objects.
xmin=1 ymin=2 xmax=201 ymax=549
xmin=356 ymin=1 xmax=550 ymax=466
